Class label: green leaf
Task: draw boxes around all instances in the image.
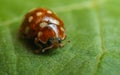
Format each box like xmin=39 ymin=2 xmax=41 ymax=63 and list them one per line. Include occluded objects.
xmin=0 ymin=0 xmax=120 ymax=75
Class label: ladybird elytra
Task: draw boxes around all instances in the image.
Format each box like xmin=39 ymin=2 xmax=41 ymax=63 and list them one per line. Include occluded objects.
xmin=20 ymin=8 xmax=66 ymax=53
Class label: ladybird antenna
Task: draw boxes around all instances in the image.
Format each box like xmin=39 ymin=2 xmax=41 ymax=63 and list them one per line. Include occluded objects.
xmin=59 ymin=40 xmax=71 ymax=47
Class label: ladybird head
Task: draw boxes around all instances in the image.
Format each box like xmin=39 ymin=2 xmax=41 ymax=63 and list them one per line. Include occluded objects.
xmin=35 ymin=37 xmax=62 ymax=52
xmin=47 ymin=37 xmax=62 ymax=48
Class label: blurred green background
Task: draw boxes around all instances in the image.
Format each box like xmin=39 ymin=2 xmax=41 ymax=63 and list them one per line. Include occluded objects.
xmin=0 ymin=0 xmax=120 ymax=75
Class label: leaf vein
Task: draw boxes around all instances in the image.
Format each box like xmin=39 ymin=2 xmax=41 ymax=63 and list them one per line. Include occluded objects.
xmin=92 ymin=0 xmax=106 ymax=75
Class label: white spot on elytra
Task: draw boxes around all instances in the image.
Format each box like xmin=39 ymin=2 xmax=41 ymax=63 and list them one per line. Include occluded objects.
xmin=47 ymin=10 xmax=52 ymax=14
xmin=60 ymin=27 xmax=64 ymax=32
xmin=28 ymin=16 xmax=33 ymax=22
xmin=25 ymin=26 xmax=29 ymax=33
xmin=43 ymin=17 xmax=59 ymax=25
xmin=36 ymin=12 xmax=42 ymax=16
xmin=39 ymin=22 xmax=48 ymax=28
xmin=38 ymin=31 xmax=43 ymax=37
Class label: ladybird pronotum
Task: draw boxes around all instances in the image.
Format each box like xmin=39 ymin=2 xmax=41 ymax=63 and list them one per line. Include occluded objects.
xmin=20 ymin=8 xmax=66 ymax=53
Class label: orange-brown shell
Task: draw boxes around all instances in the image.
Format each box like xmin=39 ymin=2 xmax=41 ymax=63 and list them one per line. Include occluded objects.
xmin=20 ymin=8 xmax=66 ymax=43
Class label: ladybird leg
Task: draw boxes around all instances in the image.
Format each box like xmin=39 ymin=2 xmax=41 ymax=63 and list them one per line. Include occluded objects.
xmin=42 ymin=45 xmax=53 ymax=52
xmin=34 ymin=38 xmax=43 ymax=54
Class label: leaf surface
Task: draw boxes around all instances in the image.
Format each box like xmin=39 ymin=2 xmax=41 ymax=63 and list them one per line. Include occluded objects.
xmin=0 ymin=0 xmax=120 ymax=75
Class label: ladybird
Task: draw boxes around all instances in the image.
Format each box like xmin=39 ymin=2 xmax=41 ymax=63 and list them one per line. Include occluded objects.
xmin=20 ymin=8 xmax=66 ymax=53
